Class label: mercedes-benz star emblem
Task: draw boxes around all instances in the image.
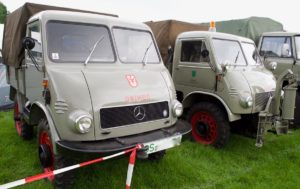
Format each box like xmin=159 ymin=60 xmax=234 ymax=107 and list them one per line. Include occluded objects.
xmin=133 ymin=106 xmax=146 ymax=121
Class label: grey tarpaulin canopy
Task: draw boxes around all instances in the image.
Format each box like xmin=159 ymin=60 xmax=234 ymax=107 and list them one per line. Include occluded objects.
xmin=200 ymin=17 xmax=284 ymax=45
xmin=2 ymin=3 xmax=117 ymax=68
xmin=145 ymin=20 xmax=208 ymax=64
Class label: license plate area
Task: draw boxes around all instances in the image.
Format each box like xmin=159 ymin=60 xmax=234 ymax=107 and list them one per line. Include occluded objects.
xmin=143 ymin=134 xmax=182 ymax=154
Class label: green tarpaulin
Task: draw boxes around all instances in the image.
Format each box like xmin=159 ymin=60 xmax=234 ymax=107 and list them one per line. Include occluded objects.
xmin=201 ymin=17 xmax=284 ymax=45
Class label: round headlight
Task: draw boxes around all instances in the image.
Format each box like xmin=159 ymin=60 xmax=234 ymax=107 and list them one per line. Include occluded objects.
xmin=75 ymin=116 xmax=92 ymax=133
xmin=172 ymin=100 xmax=183 ymax=117
xmin=240 ymin=95 xmax=253 ymax=108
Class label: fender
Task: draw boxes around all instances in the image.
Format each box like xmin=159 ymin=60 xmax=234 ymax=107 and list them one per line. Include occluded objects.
xmin=183 ymin=91 xmax=241 ymax=122
xmin=30 ymin=101 xmax=60 ymax=153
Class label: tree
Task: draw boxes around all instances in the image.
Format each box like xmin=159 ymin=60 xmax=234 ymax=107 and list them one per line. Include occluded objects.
xmin=0 ymin=2 xmax=8 ymax=23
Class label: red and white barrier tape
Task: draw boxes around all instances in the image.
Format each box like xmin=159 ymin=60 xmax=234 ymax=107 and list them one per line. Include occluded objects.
xmin=0 ymin=144 xmax=142 ymax=189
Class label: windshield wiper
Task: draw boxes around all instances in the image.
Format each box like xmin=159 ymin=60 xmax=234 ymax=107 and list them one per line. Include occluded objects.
xmin=84 ymin=35 xmax=104 ymax=66
xmin=234 ymin=51 xmax=240 ymax=64
xmin=141 ymin=41 xmax=153 ymax=66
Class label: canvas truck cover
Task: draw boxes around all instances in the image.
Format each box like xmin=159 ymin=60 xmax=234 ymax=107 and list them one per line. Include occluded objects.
xmin=2 ymin=3 xmax=117 ymax=68
xmin=145 ymin=20 xmax=208 ymax=64
xmin=201 ymin=17 xmax=284 ymax=45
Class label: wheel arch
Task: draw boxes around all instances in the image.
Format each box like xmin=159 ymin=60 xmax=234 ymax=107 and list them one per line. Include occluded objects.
xmin=30 ymin=102 xmax=60 ymax=153
xmin=182 ymin=91 xmax=241 ymax=122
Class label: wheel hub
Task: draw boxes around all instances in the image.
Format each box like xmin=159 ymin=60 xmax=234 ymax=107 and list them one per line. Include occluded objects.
xmin=195 ymin=122 xmax=209 ymax=137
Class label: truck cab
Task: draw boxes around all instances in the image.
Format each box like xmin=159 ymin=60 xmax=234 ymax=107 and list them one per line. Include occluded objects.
xmin=171 ymin=31 xmax=296 ymax=148
xmin=3 ymin=6 xmax=190 ymax=188
xmin=258 ymin=32 xmax=300 ymax=125
xmin=258 ymin=32 xmax=300 ymax=80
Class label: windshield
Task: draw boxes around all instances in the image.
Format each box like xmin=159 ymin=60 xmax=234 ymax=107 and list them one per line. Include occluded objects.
xmin=296 ymin=36 xmax=300 ymax=59
xmin=241 ymin=42 xmax=262 ymax=65
xmin=259 ymin=36 xmax=292 ymax=58
xmin=113 ymin=28 xmax=160 ymax=63
xmin=212 ymin=39 xmax=247 ymax=66
xmin=47 ymin=21 xmax=115 ymax=63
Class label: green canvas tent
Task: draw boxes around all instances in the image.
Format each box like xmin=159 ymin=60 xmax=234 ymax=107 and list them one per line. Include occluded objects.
xmin=201 ymin=17 xmax=284 ymax=45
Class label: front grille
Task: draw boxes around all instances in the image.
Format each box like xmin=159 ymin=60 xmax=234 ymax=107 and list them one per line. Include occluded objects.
xmin=100 ymin=101 xmax=169 ymax=129
xmin=255 ymin=91 xmax=274 ymax=111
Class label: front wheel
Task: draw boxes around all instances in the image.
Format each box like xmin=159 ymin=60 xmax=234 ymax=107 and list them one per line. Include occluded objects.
xmin=38 ymin=119 xmax=74 ymax=189
xmin=187 ymin=102 xmax=230 ymax=148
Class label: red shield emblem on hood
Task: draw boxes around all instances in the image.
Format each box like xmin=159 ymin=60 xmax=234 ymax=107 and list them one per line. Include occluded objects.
xmin=126 ymin=75 xmax=138 ymax=87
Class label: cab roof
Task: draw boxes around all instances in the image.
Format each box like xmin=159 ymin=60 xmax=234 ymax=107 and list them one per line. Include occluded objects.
xmin=177 ymin=31 xmax=255 ymax=44
xmin=29 ymin=10 xmax=150 ymax=31
xmin=262 ymin=31 xmax=300 ymax=36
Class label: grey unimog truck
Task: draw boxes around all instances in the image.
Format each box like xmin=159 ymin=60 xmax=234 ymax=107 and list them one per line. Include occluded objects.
xmin=2 ymin=3 xmax=190 ymax=188
xmin=165 ymin=31 xmax=297 ymax=148
xmin=258 ymin=32 xmax=300 ymax=125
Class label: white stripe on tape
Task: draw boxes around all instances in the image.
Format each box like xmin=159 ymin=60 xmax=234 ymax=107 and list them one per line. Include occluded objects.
xmin=126 ymin=164 xmax=134 ymax=186
xmin=0 ymin=179 xmax=25 ymax=189
xmin=53 ymin=164 xmax=80 ymax=175
xmin=103 ymin=151 xmax=125 ymax=161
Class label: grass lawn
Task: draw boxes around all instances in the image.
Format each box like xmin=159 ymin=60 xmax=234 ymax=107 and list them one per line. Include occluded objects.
xmin=1 ymin=110 xmax=300 ymax=189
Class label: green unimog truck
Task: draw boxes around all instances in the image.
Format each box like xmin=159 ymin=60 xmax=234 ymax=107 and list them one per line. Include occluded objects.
xmin=258 ymin=32 xmax=300 ymax=125
xmin=2 ymin=3 xmax=190 ymax=188
xmin=147 ymin=20 xmax=297 ymax=148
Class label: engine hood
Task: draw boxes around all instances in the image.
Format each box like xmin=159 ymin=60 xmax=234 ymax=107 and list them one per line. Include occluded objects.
xmin=82 ymin=68 xmax=170 ymax=109
xmin=241 ymin=67 xmax=276 ymax=93
xmin=225 ymin=67 xmax=276 ymax=95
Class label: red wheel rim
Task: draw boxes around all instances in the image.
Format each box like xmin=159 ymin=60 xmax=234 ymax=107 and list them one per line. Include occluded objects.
xmin=190 ymin=111 xmax=218 ymax=145
xmin=14 ymin=103 xmax=22 ymax=136
xmin=39 ymin=131 xmax=55 ymax=181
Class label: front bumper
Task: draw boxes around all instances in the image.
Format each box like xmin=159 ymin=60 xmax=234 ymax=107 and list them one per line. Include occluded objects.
xmin=56 ymin=120 xmax=191 ymax=155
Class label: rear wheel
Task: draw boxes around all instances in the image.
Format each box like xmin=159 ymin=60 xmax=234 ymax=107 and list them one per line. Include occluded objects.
xmin=13 ymin=101 xmax=33 ymax=140
xmin=38 ymin=119 xmax=74 ymax=189
xmin=187 ymin=102 xmax=230 ymax=148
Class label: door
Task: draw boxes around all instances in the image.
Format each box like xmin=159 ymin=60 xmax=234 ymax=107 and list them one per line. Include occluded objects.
xmin=25 ymin=21 xmax=44 ymax=102
xmin=173 ymin=39 xmax=216 ymax=92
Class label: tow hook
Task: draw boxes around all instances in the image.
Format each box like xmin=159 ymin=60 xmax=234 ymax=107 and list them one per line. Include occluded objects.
xmin=137 ymin=145 xmax=148 ymax=159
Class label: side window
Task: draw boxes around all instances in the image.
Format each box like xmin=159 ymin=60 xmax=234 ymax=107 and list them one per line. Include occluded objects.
xmin=180 ymin=41 xmax=210 ymax=63
xmin=29 ymin=24 xmax=43 ymax=62
xmin=259 ymin=36 xmax=292 ymax=58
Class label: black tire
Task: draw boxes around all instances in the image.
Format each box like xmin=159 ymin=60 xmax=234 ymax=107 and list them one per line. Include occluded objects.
xmin=148 ymin=150 xmax=166 ymax=161
xmin=37 ymin=119 xmax=74 ymax=189
xmin=187 ymin=102 xmax=230 ymax=148
xmin=13 ymin=101 xmax=34 ymax=140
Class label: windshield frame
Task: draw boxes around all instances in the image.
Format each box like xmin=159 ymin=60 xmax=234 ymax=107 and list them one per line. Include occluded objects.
xmin=295 ymin=35 xmax=300 ymax=60
xmin=46 ymin=20 xmax=116 ymax=64
xmin=241 ymin=41 xmax=263 ymax=66
xmin=211 ymin=37 xmax=248 ymax=66
xmin=112 ymin=26 xmax=161 ymax=64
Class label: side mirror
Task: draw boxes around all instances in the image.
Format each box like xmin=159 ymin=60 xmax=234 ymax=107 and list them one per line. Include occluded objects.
xmin=281 ymin=43 xmax=291 ymax=57
xmin=221 ymin=61 xmax=229 ymax=74
xmin=22 ymin=37 xmax=35 ymax=50
xmin=201 ymin=49 xmax=209 ymax=58
xmin=266 ymin=61 xmax=277 ymax=71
